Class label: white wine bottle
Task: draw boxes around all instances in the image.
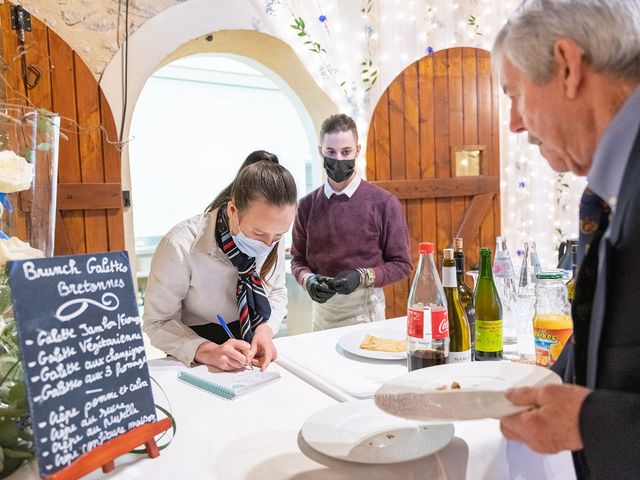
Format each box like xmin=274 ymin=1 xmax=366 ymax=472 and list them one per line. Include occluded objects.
xmin=442 ymin=248 xmax=471 ymax=363
xmin=454 ymin=238 xmax=475 ymax=348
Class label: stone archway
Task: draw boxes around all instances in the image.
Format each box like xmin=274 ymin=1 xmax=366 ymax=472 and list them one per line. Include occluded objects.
xmin=98 ymin=0 xmax=337 ymax=256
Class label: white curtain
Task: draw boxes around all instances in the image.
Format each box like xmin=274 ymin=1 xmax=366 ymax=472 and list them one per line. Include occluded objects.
xmin=248 ymin=0 xmax=584 ymax=268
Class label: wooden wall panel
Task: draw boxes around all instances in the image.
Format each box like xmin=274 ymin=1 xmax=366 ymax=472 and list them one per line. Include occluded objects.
xmin=75 ymin=54 xmax=109 ymax=253
xmin=23 ymin=13 xmax=52 ymax=111
xmin=433 ymin=51 xmax=451 ymax=263
xmin=0 ymin=4 xmax=124 ymax=256
xmin=101 ymin=91 xmax=125 ymax=251
xmin=367 ymin=47 xmax=501 ymax=319
xmin=448 ymin=48 xmax=465 ymax=264
xmin=403 ymin=63 xmax=421 ymax=309
xmin=370 ymin=90 xmax=394 ymax=311
xmin=463 ymin=48 xmax=480 ymax=269
xmin=418 ymin=55 xmax=437 ymax=278
xmin=477 ymin=49 xmax=496 ymax=263
xmin=49 ymin=29 xmax=86 ymax=254
xmin=388 ymin=71 xmax=407 ymax=317
xmin=0 ymin=5 xmax=26 ymax=103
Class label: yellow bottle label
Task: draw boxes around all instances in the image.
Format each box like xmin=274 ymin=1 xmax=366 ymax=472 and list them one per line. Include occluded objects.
xmin=475 ymin=319 xmax=503 ymax=352
xmin=533 ymin=314 xmax=573 ymax=367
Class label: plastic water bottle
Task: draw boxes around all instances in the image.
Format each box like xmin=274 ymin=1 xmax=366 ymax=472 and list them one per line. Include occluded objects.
xmin=515 ymin=241 xmax=537 ymax=362
xmin=493 ymin=236 xmax=517 ymax=356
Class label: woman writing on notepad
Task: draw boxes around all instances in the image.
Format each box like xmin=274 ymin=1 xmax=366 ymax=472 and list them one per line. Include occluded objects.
xmin=143 ymin=157 xmax=297 ymax=371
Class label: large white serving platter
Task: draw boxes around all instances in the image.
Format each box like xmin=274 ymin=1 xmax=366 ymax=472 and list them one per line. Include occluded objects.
xmin=375 ymin=361 xmax=561 ymax=421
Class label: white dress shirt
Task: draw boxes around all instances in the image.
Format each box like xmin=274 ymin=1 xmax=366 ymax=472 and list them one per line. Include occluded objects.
xmin=142 ymin=210 xmax=287 ymax=366
xmin=322 ymin=174 xmax=361 ymax=199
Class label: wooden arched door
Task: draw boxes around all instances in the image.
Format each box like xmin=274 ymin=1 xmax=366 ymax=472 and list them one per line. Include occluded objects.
xmin=0 ymin=3 xmax=124 ymax=255
xmin=367 ymin=47 xmax=501 ymax=319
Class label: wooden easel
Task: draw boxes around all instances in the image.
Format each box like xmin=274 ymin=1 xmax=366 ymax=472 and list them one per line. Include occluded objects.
xmin=45 ymin=418 xmax=172 ymax=480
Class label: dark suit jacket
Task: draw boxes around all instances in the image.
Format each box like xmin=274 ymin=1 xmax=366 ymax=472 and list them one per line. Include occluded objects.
xmin=554 ymin=125 xmax=640 ymax=479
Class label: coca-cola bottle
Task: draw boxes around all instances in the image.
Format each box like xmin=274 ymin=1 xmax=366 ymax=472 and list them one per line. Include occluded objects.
xmin=407 ymin=242 xmax=449 ymax=371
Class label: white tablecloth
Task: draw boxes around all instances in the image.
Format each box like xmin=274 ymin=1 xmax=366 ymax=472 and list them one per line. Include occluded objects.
xmin=275 ymin=317 xmax=576 ymax=480
xmin=274 ymin=317 xmax=408 ymax=402
xmin=10 ymin=320 xmax=576 ymax=479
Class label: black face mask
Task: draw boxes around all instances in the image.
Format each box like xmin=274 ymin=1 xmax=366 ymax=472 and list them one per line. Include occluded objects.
xmin=323 ymin=157 xmax=356 ymax=183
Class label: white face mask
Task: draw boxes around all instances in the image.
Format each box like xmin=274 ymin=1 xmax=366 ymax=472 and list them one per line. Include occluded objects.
xmin=232 ymin=229 xmax=275 ymax=258
xmin=230 ymin=211 xmax=275 ymax=258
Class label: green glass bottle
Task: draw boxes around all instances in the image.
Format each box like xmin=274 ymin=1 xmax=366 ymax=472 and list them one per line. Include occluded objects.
xmin=454 ymin=238 xmax=475 ymax=349
xmin=442 ymin=248 xmax=471 ymax=362
xmin=474 ymin=247 xmax=503 ymax=360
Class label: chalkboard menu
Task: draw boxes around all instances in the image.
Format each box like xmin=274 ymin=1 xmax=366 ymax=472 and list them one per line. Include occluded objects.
xmin=8 ymin=252 xmax=157 ymax=477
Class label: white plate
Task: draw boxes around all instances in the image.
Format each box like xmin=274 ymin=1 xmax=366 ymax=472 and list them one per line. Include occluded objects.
xmin=338 ymin=328 xmax=406 ymax=360
xmin=301 ymin=399 xmax=454 ymax=464
xmin=375 ymin=361 xmax=562 ymax=421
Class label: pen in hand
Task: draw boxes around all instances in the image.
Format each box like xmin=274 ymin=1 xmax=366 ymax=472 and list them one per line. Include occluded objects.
xmin=216 ymin=314 xmax=235 ymax=339
xmin=217 ymin=314 xmax=253 ymax=369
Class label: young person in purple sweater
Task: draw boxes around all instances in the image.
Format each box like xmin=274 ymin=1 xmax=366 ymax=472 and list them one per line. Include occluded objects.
xmin=291 ymin=114 xmax=412 ymax=330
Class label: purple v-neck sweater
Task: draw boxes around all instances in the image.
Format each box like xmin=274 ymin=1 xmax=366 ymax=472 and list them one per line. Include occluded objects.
xmin=291 ymin=180 xmax=412 ymax=288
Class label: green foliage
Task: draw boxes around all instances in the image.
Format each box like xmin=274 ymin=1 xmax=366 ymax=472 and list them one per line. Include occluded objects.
xmin=290 ymin=16 xmax=326 ymax=53
xmin=467 ymin=15 xmax=483 ymax=36
xmin=0 ymin=318 xmax=34 ymax=478
xmin=360 ymin=58 xmax=378 ymax=92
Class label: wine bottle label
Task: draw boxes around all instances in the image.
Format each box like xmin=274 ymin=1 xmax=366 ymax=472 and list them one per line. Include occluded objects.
xmin=443 ymin=266 xmax=457 ymax=288
xmin=448 ymin=350 xmax=471 ymax=363
xmin=407 ymin=308 xmax=449 ymax=340
xmin=475 ymin=319 xmax=503 ymax=352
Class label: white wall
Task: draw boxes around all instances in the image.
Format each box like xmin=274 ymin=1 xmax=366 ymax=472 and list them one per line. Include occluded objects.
xmin=129 ymin=54 xmax=313 ymax=241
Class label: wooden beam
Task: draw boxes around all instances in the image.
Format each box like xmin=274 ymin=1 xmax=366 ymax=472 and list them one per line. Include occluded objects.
xmin=370 ymin=176 xmax=499 ymax=200
xmin=57 ymin=183 xmax=122 ymax=210
xmin=455 ymin=192 xmax=495 ymax=241
xmin=54 ymin=210 xmax=73 ymax=255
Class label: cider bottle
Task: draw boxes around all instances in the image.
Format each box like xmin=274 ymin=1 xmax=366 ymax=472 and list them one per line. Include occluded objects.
xmin=474 ymin=247 xmax=503 ymax=361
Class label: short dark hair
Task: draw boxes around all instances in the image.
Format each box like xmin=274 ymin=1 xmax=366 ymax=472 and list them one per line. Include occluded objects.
xmin=320 ymin=114 xmax=358 ymax=142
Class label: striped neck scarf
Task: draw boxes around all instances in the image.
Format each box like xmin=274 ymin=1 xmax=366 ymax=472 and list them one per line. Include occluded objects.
xmin=215 ymin=206 xmax=271 ymax=343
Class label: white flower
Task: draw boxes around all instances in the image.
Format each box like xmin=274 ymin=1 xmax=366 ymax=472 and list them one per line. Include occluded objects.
xmin=0 ymin=150 xmax=33 ymax=193
xmin=0 ymin=237 xmax=44 ymax=266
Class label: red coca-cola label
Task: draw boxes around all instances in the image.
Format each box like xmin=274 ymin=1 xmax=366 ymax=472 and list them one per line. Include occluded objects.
xmin=407 ymin=308 xmax=449 ymax=340
xmin=407 ymin=308 xmax=424 ymax=338
xmin=431 ymin=308 xmax=449 ymax=340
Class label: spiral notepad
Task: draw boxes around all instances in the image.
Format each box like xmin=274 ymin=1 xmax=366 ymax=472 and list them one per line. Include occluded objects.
xmin=177 ymin=369 xmax=281 ymax=399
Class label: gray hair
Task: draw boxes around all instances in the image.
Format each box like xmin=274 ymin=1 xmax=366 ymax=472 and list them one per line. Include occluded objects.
xmin=493 ymin=0 xmax=640 ymax=84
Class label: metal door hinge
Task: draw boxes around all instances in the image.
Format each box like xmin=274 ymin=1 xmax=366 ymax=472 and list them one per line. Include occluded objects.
xmin=122 ymin=190 xmax=131 ymax=208
xmin=10 ymin=5 xmax=31 ymax=32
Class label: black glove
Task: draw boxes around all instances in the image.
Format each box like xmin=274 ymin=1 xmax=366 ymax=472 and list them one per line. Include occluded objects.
xmin=327 ymin=270 xmax=361 ymax=295
xmin=306 ymin=274 xmax=336 ymax=303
